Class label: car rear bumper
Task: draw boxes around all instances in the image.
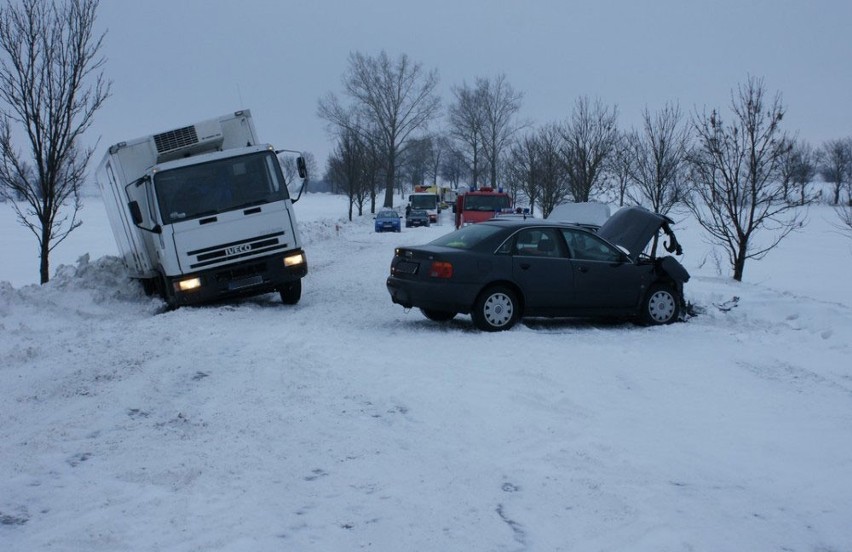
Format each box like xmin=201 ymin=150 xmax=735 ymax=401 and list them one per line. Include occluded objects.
xmin=386 ymin=276 xmax=478 ymax=313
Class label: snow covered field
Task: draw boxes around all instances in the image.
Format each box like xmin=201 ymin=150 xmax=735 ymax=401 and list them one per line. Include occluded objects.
xmin=1 ymin=193 xmax=851 ymax=551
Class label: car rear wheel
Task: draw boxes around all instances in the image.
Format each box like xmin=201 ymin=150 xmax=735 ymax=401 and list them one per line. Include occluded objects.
xmin=640 ymin=284 xmax=679 ymax=325
xmin=471 ymin=286 xmax=519 ymax=331
xmin=420 ymin=309 xmax=456 ymax=322
xmin=279 ymin=280 xmax=302 ymax=305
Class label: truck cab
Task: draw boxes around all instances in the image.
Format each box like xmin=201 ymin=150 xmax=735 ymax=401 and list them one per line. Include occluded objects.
xmin=97 ymin=110 xmax=308 ymax=307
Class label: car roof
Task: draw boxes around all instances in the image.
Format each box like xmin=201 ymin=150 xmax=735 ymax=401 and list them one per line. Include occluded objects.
xmin=481 ymin=218 xmax=591 ymax=231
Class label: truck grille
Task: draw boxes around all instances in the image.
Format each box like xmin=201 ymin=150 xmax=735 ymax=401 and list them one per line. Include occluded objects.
xmin=187 ymin=232 xmax=287 ymax=270
xmin=153 ymin=126 xmax=198 ymax=154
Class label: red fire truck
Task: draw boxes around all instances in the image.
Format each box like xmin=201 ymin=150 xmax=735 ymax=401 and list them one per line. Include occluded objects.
xmin=454 ymin=187 xmax=513 ymax=228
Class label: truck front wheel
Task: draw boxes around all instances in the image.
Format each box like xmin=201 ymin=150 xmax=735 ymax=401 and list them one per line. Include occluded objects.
xmin=157 ymin=274 xmax=177 ymax=310
xmin=279 ymin=280 xmax=302 ymax=305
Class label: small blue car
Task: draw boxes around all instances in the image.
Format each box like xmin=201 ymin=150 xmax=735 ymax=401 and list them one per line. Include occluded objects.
xmin=375 ymin=209 xmax=402 ymax=233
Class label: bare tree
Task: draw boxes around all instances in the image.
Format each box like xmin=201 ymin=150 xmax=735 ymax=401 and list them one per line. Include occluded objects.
xmin=836 ymin=203 xmax=852 ymax=238
xmin=779 ymin=138 xmax=817 ymax=206
xmin=685 ymin=76 xmax=802 ymax=282
xmin=447 ymin=80 xmax=487 ymax=188
xmin=605 ymin=131 xmax=632 ymax=207
xmin=818 ymin=137 xmax=852 ymax=205
xmin=0 ymin=0 xmax=110 ymax=284
xmin=439 ymin=144 xmax=468 ymax=189
xmin=425 ymin=133 xmax=450 ymax=188
xmin=318 ymin=51 xmax=440 ymax=208
xmin=506 ymin=132 xmax=541 ymax=215
xmin=559 ymin=96 xmax=619 ymax=202
xmin=479 ymin=74 xmax=523 ymax=189
xmin=535 ymin=123 xmax=571 ymax=218
xmin=399 ymin=136 xmax=432 ymax=190
xmin=625 ymin=103 xmax=691 ymax=215
xmin=326 ymin=128 xmax=373 ymax=221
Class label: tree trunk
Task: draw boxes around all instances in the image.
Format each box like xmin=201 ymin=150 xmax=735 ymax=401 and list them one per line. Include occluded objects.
xmin=383 ymin=151 xmax=396 ymax=208
xmin=733 ymin=246 xmax=747 ymax=282
xmin=39 ymin=224 xmax=51 ymax=284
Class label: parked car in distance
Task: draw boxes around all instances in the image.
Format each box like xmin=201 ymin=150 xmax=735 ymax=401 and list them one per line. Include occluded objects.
xmin=386 ymin=206 xmax=689 ymax=331
xmin=406 ymin=209 xmax=431 ymax=228
xmin=374 ymin=209 xmax=402 ymax=233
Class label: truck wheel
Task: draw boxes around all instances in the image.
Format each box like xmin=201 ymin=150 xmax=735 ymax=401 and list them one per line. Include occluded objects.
xmin=471 ymin=286 xmax=519 ymax=331
xmin=279 ymin=280 xmax=302 ymax=305
xmin=141 ymin=278 xmax=157 ymax=296
xmin=640 ymin=284 xmax=680 ymax=325
xmin=420 ymin=309 xmax=456 ymax=322
xmin=157 ymin=274 xmax=177 ymax=310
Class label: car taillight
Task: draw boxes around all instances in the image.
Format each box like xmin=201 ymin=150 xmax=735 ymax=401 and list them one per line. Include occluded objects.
xmin=429 ymin=261 xmax=453 ymax=279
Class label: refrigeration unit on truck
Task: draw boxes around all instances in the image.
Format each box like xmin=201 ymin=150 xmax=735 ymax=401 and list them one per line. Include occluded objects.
xmin=96 ymin=109 xmax=308 ymax=307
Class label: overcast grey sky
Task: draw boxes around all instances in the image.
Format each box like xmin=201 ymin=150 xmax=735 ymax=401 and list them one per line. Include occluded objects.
xmin=89 ymin=0 xmax=852 ymax=173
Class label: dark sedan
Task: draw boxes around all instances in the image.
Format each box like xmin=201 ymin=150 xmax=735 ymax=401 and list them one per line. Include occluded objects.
xmin=386 ymin=206 xmax=690 ymax=331
xmin=406 ymin=209 xmax=431 ymax=228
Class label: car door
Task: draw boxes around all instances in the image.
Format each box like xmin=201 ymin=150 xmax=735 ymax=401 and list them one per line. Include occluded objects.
xmin=560 ymin=228 xmax=650 ymax=310
xmin=509 ymin=227 xmax=575 ymax=312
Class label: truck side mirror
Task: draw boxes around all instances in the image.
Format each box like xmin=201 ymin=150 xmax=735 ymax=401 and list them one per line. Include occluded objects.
xmin=297 ymin=156 xmax=307 ymax=179
xmin=128 ymin=201 xmax=162 ymax=234
xmin=128 ymin=201 xmax=144 ymax=225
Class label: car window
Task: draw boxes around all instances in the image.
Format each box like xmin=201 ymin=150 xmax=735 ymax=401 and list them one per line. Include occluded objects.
xmin=561 ymin=228 xmax=622 ymax=262
xmin=507 ymin=227 xmax=565 ymax=258
xmin=431 ymin=224 xmax=503 ymax=250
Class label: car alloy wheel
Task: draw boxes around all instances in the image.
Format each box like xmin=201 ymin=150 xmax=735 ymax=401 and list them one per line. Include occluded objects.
xmin=472 ymin=286 xmax=519 ymax=331
xmin=642 ymin=285 xmax=678 ymax=325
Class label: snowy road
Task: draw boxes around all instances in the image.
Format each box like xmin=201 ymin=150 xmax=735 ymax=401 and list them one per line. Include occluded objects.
xmin=1 ymin=195 xmax=851 ymax=551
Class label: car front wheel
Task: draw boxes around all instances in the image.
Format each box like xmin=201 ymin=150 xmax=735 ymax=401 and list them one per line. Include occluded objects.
xmin=471 ymin=286 xmax=519 ymax=331
xmin=640 ymin=284 xmax=679 ymax=325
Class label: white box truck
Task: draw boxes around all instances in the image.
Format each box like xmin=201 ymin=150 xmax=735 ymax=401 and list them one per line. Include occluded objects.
xmin=96 ymin=109 xmax=308 ymax=307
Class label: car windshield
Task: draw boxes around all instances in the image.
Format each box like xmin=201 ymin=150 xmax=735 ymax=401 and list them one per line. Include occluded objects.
xmin=154 ymin=151 xmax=289 ymax=224
xmin=410 ymin=210 xmax=428 ymax=216
xmin=378 ymin=211 xmax=397 ymax=218
xmin=430 ymin=224 xmax=504 ymax=250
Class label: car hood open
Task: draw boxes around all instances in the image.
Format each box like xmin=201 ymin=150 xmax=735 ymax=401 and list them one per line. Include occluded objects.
xmin=597 ymin=206 xmax=678 ymax=262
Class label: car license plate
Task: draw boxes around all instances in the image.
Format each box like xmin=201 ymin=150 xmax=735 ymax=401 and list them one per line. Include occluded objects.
xmin=393 ymin=261 xmax=418 ymax=275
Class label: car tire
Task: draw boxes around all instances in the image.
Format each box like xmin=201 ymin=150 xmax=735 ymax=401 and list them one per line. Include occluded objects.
xmin=279 ymin=279 xmax=302 ymax=305
xmin=471 ymin=286 xmax=519 ymax=331
xmin=421 ymin=308 xmax=456 ymax=322
xmin=640 ymin=284 xmax=680 ymax=325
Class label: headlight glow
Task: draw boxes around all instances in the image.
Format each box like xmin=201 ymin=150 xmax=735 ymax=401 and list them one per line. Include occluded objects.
xmin=284 ymin=252 xmax=305 ymax=267
xmin=176 ymin=277 xmax=201 ymax=292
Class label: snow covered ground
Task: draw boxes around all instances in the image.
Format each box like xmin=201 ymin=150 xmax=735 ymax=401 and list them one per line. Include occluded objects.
xmin=1 ymin=193 xmax=851 ymax=551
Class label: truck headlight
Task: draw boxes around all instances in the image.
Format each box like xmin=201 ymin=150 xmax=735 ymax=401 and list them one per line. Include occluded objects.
xmin=175 ymin=277 xmax=202 ymax=292
xmin=284 ymin=252 xmax=305 ymax=267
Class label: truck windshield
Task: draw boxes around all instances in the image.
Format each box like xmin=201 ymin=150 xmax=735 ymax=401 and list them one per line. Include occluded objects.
xmin=409 ymin=194 xmax=437 ymax=210
xmin=154 ymin=151 xmax=290 ymax=224
xmin=464 ymin=194 xmax=511 ymax=211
